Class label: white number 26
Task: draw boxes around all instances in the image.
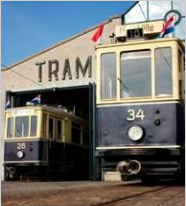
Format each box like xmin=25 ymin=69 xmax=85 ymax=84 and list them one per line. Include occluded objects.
xmin=17 ymin=142 xmax=26 ymax=150
xmin=127 ymin=109 xmax=145 ymax=121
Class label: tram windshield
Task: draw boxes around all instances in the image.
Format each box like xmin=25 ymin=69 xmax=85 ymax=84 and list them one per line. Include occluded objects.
xmin=7 ymin=115 xmax=37 ymax=138
xmin=120 ymin=50 xmax=151 ymax=98
xmin=100 ymin=47 xmax=173 ymax=100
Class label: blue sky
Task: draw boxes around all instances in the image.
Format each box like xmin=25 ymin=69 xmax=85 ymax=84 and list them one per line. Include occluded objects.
xmin=1 ymin=1 xmax=135 ymax=67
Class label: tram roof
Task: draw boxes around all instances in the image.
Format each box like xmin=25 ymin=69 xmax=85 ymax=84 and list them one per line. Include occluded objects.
xmin=96 ymin=37 xmax=185 ymax=50
xmin=5 ymin=105 xmax=88 ymax=123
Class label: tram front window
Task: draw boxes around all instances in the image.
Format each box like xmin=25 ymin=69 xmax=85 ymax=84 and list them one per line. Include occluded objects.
xmin=7 ymin=117 xmax=13 ymax=138
xmin=101 ymin=53 xmax=116 ymax=99
xmin=120 ymin=50 xmax=151 ymax=98
xmin=30 ymin=116 xmax=37 ymax=136
xmin=15 ymin=116 xmax=29 ymax=137
xmin=155 ymin=47 xmax=172 ymax=96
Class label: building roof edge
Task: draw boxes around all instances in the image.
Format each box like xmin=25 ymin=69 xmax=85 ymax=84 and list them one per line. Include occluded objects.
xmin=1 ymin=15 xmax=122 ymax=71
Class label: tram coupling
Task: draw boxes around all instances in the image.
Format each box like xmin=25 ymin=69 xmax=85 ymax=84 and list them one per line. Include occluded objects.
xmin=117 ymin=160 xmax=141 ymax=175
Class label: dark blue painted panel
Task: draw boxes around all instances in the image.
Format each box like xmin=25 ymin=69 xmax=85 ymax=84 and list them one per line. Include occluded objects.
xmin=97 ymin=102 xmax=185 ymax=146
xmin=4 ymin=140 xmax=89 ymax=167
xmin=4 ymin=140 xmax=48 ymax=162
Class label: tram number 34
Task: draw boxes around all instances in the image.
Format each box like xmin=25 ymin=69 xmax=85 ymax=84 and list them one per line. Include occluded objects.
xmin=127 ymin=109 xmax=145 ymax=121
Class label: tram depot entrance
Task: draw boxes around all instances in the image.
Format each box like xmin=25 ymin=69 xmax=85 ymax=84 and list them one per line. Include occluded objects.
xmin=7 ymin=84 xmax=96 ymax=180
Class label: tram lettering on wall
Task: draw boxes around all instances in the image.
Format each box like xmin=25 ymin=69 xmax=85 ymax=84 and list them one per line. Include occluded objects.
xmin=36 ymin=56 xmax=92 ymax=82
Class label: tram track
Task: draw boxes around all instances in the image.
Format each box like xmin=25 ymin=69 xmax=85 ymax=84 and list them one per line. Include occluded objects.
xmin=93 ymin=186 xmax=169 ymax=206
xmin=2 ymin=181 xmax=184 ymax=206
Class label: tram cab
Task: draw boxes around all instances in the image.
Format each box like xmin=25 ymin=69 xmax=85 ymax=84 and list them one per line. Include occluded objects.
xmin=4 ymin=105 xmax=89 ymax=180
xmin=96 ymin=21 xmax=185 ymax=181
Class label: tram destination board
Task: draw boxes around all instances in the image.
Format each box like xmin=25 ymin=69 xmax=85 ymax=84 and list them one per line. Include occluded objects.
xmin=127 ymin=28 xmax=143 ymax=39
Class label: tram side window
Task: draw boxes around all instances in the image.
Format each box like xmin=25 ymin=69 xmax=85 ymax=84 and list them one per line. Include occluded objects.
xmin=155 ymin=47 xmax=172 ymax=96
xmin=101 ymin=53 xmax=116 ymax=99
xmin=30 ymin=116 xmax=37 ymax=137
xmin=42 ymin=113 xmax=47 ymax=138
xmin=56 ymin=120 xmax=62 ymax=140
xmin=120 ymin=50 xmax=151 ymax=98
xmin=178 ymin=50 xmax=185 ymax=100
xmin=183 ymin=57 xmax=185 ymax=100
xmin=49 ymin=117 xmax=54 ymax=139
xmin=72 ymin=123 xmax=81 ymax=144
xmin=178 ymin=50 xmax=182 ymax=98
xmin=15 ymin=116 xmax=29 ymax=137
xmin=7 ymin=117 xmax=13 ymax=138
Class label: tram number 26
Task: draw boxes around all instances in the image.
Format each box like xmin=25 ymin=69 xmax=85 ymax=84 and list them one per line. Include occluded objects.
xmin=17 ymin=142 xmax=26 ymax=150
xmin=127 ymin=109 xmax=145 ymax=121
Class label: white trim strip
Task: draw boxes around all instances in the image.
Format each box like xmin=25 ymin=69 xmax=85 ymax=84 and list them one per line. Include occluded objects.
xmin=97 ymin=100 xmax=181 ymax=108
xmin=4 ymin=160 xmax=48 ymax=163
xmin=96 ymin=145 xmax=182 ymax=150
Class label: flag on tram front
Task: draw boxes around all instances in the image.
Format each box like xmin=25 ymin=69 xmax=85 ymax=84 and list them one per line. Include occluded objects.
xmin=157 ymin=16 xmax=175 ymax=38
xmin=28 ymin=94 xmax=41 ymax=105
xmin=91 ymin=23 xmax=104 ymax=44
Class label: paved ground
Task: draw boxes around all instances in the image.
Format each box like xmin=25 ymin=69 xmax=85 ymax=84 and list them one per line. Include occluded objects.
xmin=1 ymin=180 xmax=185 ymax=206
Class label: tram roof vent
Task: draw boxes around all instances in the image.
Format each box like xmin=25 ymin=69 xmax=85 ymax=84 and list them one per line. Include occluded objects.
xmin=115 ymin=20 xmax=164 ymax=42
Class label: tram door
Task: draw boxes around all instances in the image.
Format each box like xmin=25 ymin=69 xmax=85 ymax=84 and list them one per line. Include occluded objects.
xmin=48 ymin=116 xmax=56 ymax=161
xmin=48 ymin=115 xmax=63 ymax=163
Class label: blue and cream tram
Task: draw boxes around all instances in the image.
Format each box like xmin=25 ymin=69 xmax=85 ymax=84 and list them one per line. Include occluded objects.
xmin=4 ymin=105 xmax=89 ymax=180
xmin=95 ymin=32 xmax=185 ymax=182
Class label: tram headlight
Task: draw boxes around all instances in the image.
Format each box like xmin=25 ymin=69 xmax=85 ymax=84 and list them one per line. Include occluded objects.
xmin=17 ymin=151 xmax=24 ymax=159
xmin=128 ymin=126 xmax=143 ymax=141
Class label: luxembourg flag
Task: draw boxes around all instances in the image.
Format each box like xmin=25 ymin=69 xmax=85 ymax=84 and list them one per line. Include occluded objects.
xmin=28 ymin=94 xmax=41 ymax=105
xmin=157 ymin=16 xmax=175 ymax=38
xmin=91 ymin=23 xmax=104 ymax=44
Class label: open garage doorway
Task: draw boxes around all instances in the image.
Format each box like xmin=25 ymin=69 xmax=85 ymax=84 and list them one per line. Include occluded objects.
xmin=6 ymin=84 xmax=96 ymax=180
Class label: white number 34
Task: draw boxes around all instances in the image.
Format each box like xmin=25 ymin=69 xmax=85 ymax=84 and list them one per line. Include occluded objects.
xmin=127 ymin=109 xmax=145 ymax=121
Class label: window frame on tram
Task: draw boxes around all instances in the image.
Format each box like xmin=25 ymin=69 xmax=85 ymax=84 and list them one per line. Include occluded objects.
xmin=30 ymin=116 xmax=37 ymax=137
xmin=42 ymin=113 xmax=48 ymax=139
xmin=7 ymin=117 xmax=13 ymax=138
xmin=56 ymin=119 xmax=63 ymax=141
xmin=120 ymin=49 xmax=151 ymax=99
xmin=6 ymin=114 xmax=38 ymax=139
xmin=154 ymin=47 xmax=173 ymax=97
xmin=96 ymin=39 xmax=181 ymax=104
xmin=177 ymin=46 xmax=185 ymax=101
xmin=101 ymin=53 xmax=117 ymax=100
xmin=48 ymin=116 xmax=55 ymax=140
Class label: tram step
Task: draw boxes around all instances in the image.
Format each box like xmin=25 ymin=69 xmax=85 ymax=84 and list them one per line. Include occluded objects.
xmin=102 ymin=171 xmax=122 ymax=181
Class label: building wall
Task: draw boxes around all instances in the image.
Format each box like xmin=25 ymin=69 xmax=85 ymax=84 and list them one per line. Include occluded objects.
xmin=1 ymin=16 xmax=122 ymax=180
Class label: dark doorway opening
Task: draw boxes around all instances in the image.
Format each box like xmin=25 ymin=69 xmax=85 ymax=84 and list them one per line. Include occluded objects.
xmin=13 ymin=86 xmax=89 ymax=120
xmin=7 ymin=85 xmax=96 ymax=180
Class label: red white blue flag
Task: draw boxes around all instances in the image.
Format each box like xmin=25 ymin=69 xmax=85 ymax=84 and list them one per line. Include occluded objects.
xmin=91 ymin=24 xmax=104 ymax=44
xmin=157 ymin=16 xmax=175 ymax=38
xmin=28 ymin=94 xmax=41 ymax=105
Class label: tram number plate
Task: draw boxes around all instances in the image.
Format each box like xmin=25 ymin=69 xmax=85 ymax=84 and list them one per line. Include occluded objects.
xmin=17 ymin=142 xmax=26 ymax=150
xmin=127 ymin=28 xmax=143 ymax=39
xmin=127 ymin=109 xmax=145 ymax=121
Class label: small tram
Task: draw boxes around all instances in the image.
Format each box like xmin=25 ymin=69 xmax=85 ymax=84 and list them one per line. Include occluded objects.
xmin=95 ymin=24 xmax=185 ymax=182
xmin=4 ymin=105 xmax=89 ymax=180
